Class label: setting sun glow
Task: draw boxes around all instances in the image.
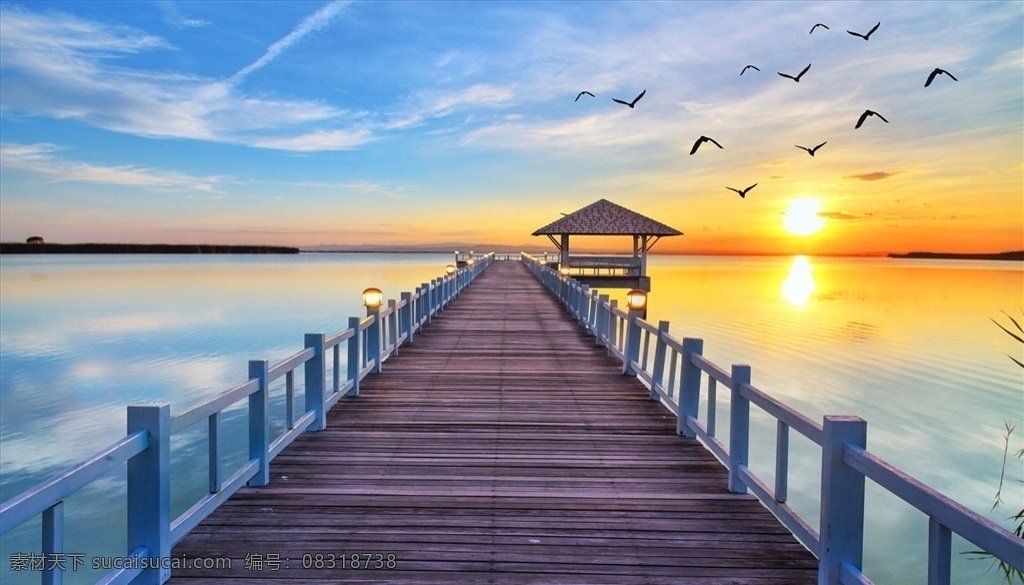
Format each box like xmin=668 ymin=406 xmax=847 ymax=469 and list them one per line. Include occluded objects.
xmin=783 ymin=199 xmax=826 ymax=236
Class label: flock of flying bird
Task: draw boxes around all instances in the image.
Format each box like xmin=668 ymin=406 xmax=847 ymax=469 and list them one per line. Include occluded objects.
xmin=572 ymin=20 xmax=959 ymax=198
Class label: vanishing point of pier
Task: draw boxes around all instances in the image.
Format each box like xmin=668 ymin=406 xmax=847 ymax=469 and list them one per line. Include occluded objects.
xmin=169 ymin=259 xmax=817 ymax=583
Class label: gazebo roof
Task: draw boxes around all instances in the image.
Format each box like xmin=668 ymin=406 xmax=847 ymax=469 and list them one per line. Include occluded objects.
xmin=532 ymin=199 xmax=682 ymax=236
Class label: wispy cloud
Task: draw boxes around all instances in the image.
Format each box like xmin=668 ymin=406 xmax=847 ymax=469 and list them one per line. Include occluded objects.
xmin=385 ymin=84 xmax=517 ymax=130
xmin=819 ymin=211 xmax=860 ymax=220
xmin=1 ymin=143 xmax=220 ymax=191
xmin=846 ymin=171 xmax=904 ymax=181
xmin=229 ymin=1 xmax=351 ymax=84
xmin=0 ymin=5 xmax=362 ymax=151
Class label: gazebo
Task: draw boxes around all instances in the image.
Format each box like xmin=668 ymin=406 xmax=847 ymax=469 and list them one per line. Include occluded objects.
xmin=532 ymin=199 xmax=682 ymax=291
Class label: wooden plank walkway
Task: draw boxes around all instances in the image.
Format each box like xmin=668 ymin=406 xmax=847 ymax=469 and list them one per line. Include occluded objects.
xmin=169 ymin=260 xmax=818 ymax=584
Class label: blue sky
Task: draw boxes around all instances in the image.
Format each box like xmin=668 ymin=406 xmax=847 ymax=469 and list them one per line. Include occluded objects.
xmin=1 ymin=1 xmax=1021 ymax=254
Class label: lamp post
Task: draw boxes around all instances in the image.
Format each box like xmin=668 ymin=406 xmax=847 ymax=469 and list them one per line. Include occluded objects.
xmin=622 ymin=288 xmax=648 ymax=376
xmin=362 ymin=287 xmax=383 ymax=373
xmin=446 ymin=264 xmax=457 ymax=298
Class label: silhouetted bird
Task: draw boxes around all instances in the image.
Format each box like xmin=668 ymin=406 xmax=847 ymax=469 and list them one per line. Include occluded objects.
xmin=847 ymin=22 xmax=880 ymax=40
xmin=778 ymin=63 xmax=811 ymax=82
xmin=612 ymin=89 xmax=646 ymax=108
xmin=575 ymin=91 xmax=595 ymax=101
xmin=809 ymin=23 xmax=830 ymax=34
xmin=795 ymin=142 xmax=827 ymax=156
xmin=924 ymin=68 xmax=958 ymax=87
xmin=726 ymin=184 xmax=757 ymax=198
xmin=740 ymin=65 xmax=761 ymax=75
xmin=855 ymin=110 xmax=888 ymax=129
xmin=690 ymin=135 xmax=723 ymax=155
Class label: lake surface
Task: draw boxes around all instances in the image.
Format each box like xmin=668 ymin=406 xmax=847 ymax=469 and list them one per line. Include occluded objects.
xmin=1 ymin=253 xmax=1021 ymax=584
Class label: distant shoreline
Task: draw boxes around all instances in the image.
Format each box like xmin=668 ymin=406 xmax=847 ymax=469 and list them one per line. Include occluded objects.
xmin=0 ymin=243 xmax=300 ymax=254
xmin=887 ymin=251 xmax=1024 ymax=261
xmin=3 ymin=243 xmax=1021 ymax=260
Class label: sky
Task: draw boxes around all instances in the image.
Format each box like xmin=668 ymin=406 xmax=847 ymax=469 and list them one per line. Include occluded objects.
xmin=0 ymin=1 xmax=1021 ymax=256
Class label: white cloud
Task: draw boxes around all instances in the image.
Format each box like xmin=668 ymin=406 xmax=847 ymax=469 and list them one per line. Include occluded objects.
xmin=1 ymin=143 xmax=220 ymax=191
xmin=252 ymin=128 xmax=374 ymax=151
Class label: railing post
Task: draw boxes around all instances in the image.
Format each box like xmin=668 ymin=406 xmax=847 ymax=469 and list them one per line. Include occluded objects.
xmin=776 ymin=421 xmax=789 ymax=503
xmin=622 ymin=308 xmax=643 ymax=375
xmin=347 ymin=316 xmax=361 ymax=396
xmin=126 ymin=402 xmax=171 ymax=584
xmin=587 ymin=289 xmax=599 ymax=333
xmin=650 ymin=321 xmax=671 ymax=400
xmin=42 ymin=502 xmax=64 ymax=585
xmin=401 ymin=292 xmax=413 ymax=344
xmin=818 ymin=415 xmax=867 ymax=585
xmin=607 ymin=299 xmax=619 ymax=357
xmin=367 ymin=306 xmax=382 ymax=374
xmin=387 ymin=299 xmax=399 ymax=356
xmin=928 ymin=518 xmax=952 ymax=585
xmin=678 ymin=338 xmax=704 ymax=437
xmin=248 ymin=360 xmax=270 ymax=486
xmin=596 ymin=294 xmax=610 ymax=346
xmin=421 ymin=282 xmax=431 ymax=325
xmin=304 ymin=333 xmax=326 ymax=431
xmin=578 ymin=285 xmax=590 ymax=326
xmin=728 ymin=365 xmax=751 ymax=493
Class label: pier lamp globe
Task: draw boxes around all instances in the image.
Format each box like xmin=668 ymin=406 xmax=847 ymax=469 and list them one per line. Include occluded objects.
xmin=626 ymin=289 xmax=647 ymax=312
xmin=466 ymin=258 xmax=475 ymax=266
xmin=446 ymin=264 xmax=456 ymax=275
xmin=362 ymin=287 xmax=384 ymax=310
xmin=560 ymin=266 xmax=570 ymax=278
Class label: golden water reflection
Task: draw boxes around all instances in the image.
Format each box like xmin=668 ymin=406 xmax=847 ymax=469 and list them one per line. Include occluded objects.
xmin=781 ymin=255 xmax=816 ymax=308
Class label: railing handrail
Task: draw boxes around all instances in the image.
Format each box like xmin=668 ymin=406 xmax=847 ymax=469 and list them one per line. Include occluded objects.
xmin=521 ymin=253 xmax=1024 ymax=584
xmin=1 ymin=252 xmax=497 ymax=585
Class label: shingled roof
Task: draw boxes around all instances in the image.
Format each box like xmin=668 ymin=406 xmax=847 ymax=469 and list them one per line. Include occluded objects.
xmin=532 ymin=199 xmax=682 ymax=236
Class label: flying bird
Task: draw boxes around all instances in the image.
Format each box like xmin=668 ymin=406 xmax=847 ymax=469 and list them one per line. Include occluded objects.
xmin=924 ymin=68 xmax=958 ymax=87
xmin=809 ymin=23 xmax=830 ymax=34
xmin=690 ymin=135 xmax=723 ymax=155
xmin=855 ymin=109 xmax=888 ymax=129
xmin=795 ymin=142 xmax=827 ymax=156
xmin=726 ymin=184 xmax=757 ymax=198
xmin=847 ymin=22 xmax=880 ymax=40
xmin=740 ymin=65 xmax=761 ymax=75
xmin=612 ymin=89 xmax=646 ymax=108
xmin=778 ymin=63 xmax=811 ymax=82
xmin=575 ymin=91 xmax=595 ymax=101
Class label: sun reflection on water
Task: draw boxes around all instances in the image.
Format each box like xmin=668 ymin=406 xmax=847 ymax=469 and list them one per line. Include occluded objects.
xmin=781 ymin=255 xmax=816 ymax=308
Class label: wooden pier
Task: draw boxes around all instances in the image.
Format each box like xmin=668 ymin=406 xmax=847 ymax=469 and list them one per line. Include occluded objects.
xmin=169 ymin=260 xmax=817 ymax=584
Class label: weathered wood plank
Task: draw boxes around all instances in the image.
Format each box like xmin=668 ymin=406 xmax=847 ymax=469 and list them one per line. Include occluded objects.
xmin=169 ymin=261 xmax=817 ymax=583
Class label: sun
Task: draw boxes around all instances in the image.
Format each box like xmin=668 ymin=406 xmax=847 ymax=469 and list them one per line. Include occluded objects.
xmin=783 ymin=198 xmax=826 ymax=236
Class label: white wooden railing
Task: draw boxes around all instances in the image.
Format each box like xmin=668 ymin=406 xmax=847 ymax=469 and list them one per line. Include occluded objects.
xmin=0 ymin=254 xmax=495 ymax=585
xmin=523 ymin=252 xmax=1024 ymax=585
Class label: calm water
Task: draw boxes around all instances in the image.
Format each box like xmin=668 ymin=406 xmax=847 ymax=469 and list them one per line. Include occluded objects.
xmin=1 ymin=253 xmax=1022 ymax=584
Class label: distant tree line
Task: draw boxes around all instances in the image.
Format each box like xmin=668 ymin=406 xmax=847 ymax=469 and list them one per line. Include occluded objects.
xmin=0 ymin=242 xmax=300 ymax=254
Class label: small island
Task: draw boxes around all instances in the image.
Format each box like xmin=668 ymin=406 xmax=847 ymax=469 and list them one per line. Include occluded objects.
xmin=0 ymin=242 xmax=300 ymax=254
xmin=887 ymin=250 xmax=1024 ymax=261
